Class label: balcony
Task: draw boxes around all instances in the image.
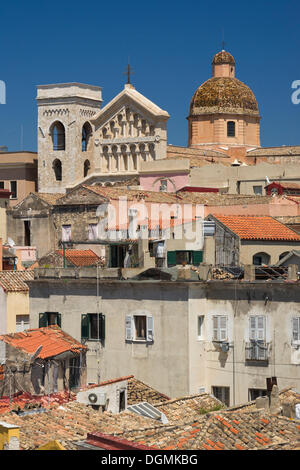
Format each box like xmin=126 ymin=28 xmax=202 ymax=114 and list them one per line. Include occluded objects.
xmin=245 ymin=341 xmax=269 ymax=366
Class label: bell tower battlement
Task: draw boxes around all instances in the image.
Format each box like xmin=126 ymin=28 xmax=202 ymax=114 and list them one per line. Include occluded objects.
xmin=37 ymin=83 xmax=103 ymax=193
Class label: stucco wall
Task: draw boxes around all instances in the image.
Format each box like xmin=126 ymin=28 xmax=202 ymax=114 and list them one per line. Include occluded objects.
xmin=28 ymin=279 xmax=190 ymax=398
xmin=6 ymin=292 xmax=30 ymax=334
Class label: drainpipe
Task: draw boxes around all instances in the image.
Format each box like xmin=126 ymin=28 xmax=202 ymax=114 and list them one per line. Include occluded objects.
xmin=63 ymin=242 xmax=66 ymax=268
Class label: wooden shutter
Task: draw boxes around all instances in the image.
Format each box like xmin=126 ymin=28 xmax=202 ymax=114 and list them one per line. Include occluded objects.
xmin=39 ymin=312 xmax=48 ymax=328
xmin=213 ymin=315 xmax=227 ymax=341
xmin=249 ymin=316 xmax=265 ymax=340
xmin=125 ymin=315 xmax=133 ymax=341
xmin=57 ymin=313 xmax=62 ymax=328
xmin=292 ymin=317 xmax=300 ymax=342
xmin=100 ymin=314 xmax=106 ymax=343
xmin=167 ymin=251 xmax=176 ymax=267
xmin=146 ymin=316 xmax=154 ymax=342
xmin=192 ymin=250 xmax=203 ymax=266
xmin=81 ymin=314 xmax=89 ymax=341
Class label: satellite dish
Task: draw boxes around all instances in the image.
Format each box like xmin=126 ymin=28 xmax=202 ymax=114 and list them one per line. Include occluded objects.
xmin=30 ymin=345 xmax=43 ymax=362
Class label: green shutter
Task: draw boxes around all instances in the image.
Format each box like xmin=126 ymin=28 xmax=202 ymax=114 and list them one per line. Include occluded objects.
xmin=167 ymin=251 xmax=176 ymax=267
xmin=192 ymin=250 xmax=203 ymax=266
xmin=100 ymin=314 xmax=105 ymax=344
xmin=39 ymin=312 xmax=48 ymax=328
xmin=57 ymin=313 xmax=62 ymax=328
xmin=81 ymin=314 xmax=89 ymax=341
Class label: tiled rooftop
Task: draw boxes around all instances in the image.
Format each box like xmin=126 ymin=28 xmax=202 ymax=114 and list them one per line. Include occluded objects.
xmin=127 ymin=377 xmax=170 ymax=405
xmin=0 ymin=325 xmax=87 ymax=360
xmin=0 ymin=270 xmax=34 ymax=292
xmin=114 ymin=409 xmax=300 ymax=450
xmin=212 ymin=214 xmax=300 ymax=241
xmin=55 ymin=249 xmax=100 ymax=266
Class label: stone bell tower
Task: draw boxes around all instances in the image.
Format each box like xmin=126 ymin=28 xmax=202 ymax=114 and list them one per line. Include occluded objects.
xmin=36 ymin=83 xmax=103 ymax=193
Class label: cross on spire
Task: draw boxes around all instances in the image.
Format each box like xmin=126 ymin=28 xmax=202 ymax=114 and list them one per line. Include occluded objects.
xmin=124 ymin=63 xmax=134 ymax=84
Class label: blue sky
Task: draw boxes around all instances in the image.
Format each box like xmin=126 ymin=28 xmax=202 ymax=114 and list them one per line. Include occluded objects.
xmin=0 ymin=0 xmax=299 ymax=151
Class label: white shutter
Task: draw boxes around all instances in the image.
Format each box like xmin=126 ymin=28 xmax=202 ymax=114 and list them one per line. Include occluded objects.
xmin=219 ymin=316 xmax=227 ymax=341
xmin=213 ymin=316 xmax=227 ymax=341
xmin=292 ymin=317 xmax=300 ymax=342
xmin=212 ymin=316 xmax=219 ymax=341
xmin=257 ymin=316 xmax=265 ymax=340
xmin=249 ymin=316 xmax=257 ymax=340
xmin=125 ymin=316 xmax=133 ymax=341
xmin=146 ymin=316 xmax=154 ymax=342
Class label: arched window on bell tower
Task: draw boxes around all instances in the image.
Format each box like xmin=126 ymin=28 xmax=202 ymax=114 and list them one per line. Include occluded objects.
xmin=51 ymin=121 xmax=65 ymax=151
xmin=84 ymin=159 xmax=90 ymax=178
xmin=53 ymin=159 xmax=62 ymax=181
xmin=82 ymin=122 xmax=92 ymax=152
xmin=227 ymin=121 xmax=235 ymax=137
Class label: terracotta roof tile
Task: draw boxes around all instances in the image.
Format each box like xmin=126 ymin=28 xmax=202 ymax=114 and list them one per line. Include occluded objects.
xmin=0 ymin=325 xmax=87 ymax=360
xmin=55 ymin=249 xmax=100 ymax=266
xmin=0 ymin=270 xmax=34 ymax=292
xmin=212 ymin=214 xmax=300 ymax=241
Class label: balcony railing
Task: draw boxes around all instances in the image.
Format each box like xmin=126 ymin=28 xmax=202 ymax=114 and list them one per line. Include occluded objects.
xmin=245 ymin=341 xmax=269 ymax=362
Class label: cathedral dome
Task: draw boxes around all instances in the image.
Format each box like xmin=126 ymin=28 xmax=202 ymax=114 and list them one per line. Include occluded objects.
xmin=189 ymin=76 xmax=259 ymax=116
xmin=212 ymin=50 xmax=235 ymax=65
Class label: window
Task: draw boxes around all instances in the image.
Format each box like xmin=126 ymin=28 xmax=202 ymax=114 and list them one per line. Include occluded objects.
xmin=246 ymin=316 xmax=268 ymax=361
xmin=167 ymin=250 xmax=203 ymax=267
xmin=159 ymin=179 xmax=168 ymax=192
xmin=212 ymin=386 xmax=230 ymax=406
xmin=212 ymin=315 xmax=228 ymax=342
xmin=0 ymin=182 xmax=4 ymax=189
xmin=51 ymin=121 xmax=65 ymax=151
xmin=84 ymin=159 xmax=90 ymax=178
xmin=82 ymin=122 xmax=92 ymax=152
xmin=62 ymin=224 xmax=72 ymax=242
xmin=253 ymin=252 xmax=270 ymax=266
xmin=53 ymin=159 xmax=62 ymax=181
xmin=227 ymin=121 xmax=235 ymax=137
xmin=39 ymin=312 xmax=61 ymax=328
xmin=197 ymin=315 xmax=204 ymax=339
xmin=88 ymin=223 xmax=99 ymax=240
xmin=125 ymin=315 xmax=154 ymax=342
xmin=16 ymin=315 xmax=30 ymax=332
xmin=81 ymin=313 xmax=105 ymax=343
xmin=253 ymin=185 xmax=262 ymax=196
xmin=292 ymin=317 xmax=300 ymax=345
xmin=248 ymin=388 xmax=267 ymax=401
xmin=10 ymin=181 xmax=17 ymax=199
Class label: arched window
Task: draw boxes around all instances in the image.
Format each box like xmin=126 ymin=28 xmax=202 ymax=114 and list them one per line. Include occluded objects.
xmin=227 ymin=121 xmax=235 ymax=137
xmin=53 ymin=159 xmax=62 ymax=181
xmin=84 ymin=159 xmax=90 ymax=178
xmin=279 ymin=251 xmax=290 ymax=261
xmin=82 ymin=122 xmax=92 ymax=152
xmin=51 ymin=121 xmax=65 ymax=151
xmin=253 ymin=252 xmax=270 ymax=266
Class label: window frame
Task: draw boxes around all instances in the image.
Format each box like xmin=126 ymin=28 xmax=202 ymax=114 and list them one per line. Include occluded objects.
xmin=292 ymin=317 xmax=300 ymax=346
xmin=10 ymin=181 xmax=17 ymax=199
xmin=227 ymin=121 xmax=235 ymax=137
xmin=197 ymin=315 xmax=205 ymax=340
xmin=125 ymin=314 xmax=154 ymax=343
xmin=212 ymin=315 xmax=228 ymax=342
xmin=81 ymin=313 xmax=105 ymax=343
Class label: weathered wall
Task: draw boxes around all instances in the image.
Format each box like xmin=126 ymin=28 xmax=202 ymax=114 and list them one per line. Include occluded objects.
xmin=28 ymin=278 xmax=190 ymax=399
xmin=6 ymin=292 xmax=30 ymax=334
xmin=188 ymin=282 xmax=300 ymax=405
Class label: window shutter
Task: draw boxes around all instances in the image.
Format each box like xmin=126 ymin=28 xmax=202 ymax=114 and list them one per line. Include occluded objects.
xmin=257 ymin=316 xmax=265 ymax=340
xmin=192 ymin=250 xmax=203 ymax=266
xmin=125 ymin=316 xmax=133 ymax=341
xmin=292 ymin=317 xmax=300 ymax=342
xmin=219 ymin=316 xmax=227 ymax=341
xmin=212 ymin=316 xmax=219 ymax=341
xmin=81 ymin=314 xmax=89 ymax=341
xmin=57 ymin=313 xmax=62 ymax=328
xmin=146 ymin=316 xmax=154 ymax=342
xmin=249 ymin=316 xmax=257 ymax=340
xmin=39 ymin=312 xmax=48 ymax=328
xmin=167 ymin=251 xmax=176 ymax=267
xmin=100 ymin=314 xmax=106 ymax=343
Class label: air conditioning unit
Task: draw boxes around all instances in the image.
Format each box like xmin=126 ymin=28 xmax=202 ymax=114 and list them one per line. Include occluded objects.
xmin=87 ymin=392 xmax=107 ymax=406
